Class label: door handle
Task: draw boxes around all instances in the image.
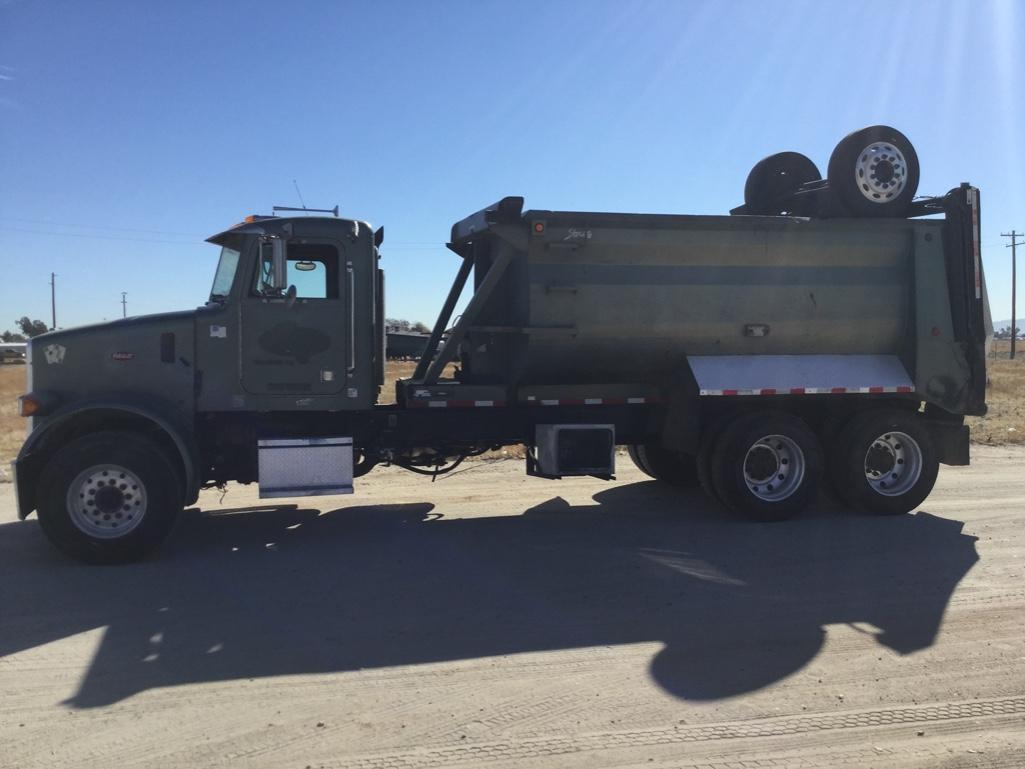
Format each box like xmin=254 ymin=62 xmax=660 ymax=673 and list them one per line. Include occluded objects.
xmin=347 ymin=262 xmax=356 ymax=374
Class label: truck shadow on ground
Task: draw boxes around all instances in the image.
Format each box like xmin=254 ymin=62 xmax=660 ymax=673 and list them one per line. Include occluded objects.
xmin=0 ymin=482 xmax=978 ymax=708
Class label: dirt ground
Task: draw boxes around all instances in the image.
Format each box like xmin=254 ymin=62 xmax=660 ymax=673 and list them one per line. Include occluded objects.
xmin=2 ymin=447 xmax=1024 ymax=768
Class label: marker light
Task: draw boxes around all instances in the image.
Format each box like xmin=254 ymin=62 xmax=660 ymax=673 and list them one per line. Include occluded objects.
xmin=18 ymin=394 xmax=40 ymax=417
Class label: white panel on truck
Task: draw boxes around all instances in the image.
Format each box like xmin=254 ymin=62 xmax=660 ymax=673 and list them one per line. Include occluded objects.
xmin=688 ymin=354 xmax=914 ymax=396
xmin=257 ymin=437 xmax=354 ymax=498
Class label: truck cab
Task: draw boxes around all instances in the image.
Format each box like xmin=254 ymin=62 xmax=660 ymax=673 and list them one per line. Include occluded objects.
xmin=200 ymin=214 xmax=384 ymax=413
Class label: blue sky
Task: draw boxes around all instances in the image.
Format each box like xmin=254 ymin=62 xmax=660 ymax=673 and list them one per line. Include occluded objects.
xmin=1 ymin=0 xmax=1022 ymax=330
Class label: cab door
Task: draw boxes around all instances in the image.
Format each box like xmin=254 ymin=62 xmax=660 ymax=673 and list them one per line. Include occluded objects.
xmin=240 ymin=238 xmax=347 ymax=397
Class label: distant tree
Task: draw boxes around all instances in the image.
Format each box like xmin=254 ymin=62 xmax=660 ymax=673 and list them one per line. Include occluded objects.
xmin=410 ymin=321 xmax=430 ymax=333
xmin=15 ymin=317 xmax=49 ymax=338
xmin=1 ymin=330 xmax=27 ymax=343
xmin=385 ymin=318 xmax=410 ymax=332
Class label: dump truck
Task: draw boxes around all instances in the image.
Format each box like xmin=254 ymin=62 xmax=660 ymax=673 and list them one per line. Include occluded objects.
xmin=13 ymin=126 xmax=990 ymax=563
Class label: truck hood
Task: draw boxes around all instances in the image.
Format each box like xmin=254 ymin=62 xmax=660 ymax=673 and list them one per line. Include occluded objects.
xmin=28 ymin=308 xmax=200 ymax=413
xmin=33 ymin=309 xmax=199 ymax=347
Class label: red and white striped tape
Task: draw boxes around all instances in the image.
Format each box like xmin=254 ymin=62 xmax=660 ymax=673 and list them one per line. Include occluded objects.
xmin=699 ymin=385 xmax=914 ymax=396
xmin=406 ymin=399 xmax=507 ymax=408
xmin=525 ymin=396 xmax=656 ymax=406
xmin=406 ymin=395 xmax=659 ymax=408
xmin=407 ymin=387 xmax=914 ymax=407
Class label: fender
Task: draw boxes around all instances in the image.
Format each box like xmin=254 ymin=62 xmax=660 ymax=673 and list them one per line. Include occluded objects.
xmin=15 ymin=394 xmax=200 ymax=519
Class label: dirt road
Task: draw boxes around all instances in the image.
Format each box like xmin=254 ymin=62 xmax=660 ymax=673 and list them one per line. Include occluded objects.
xmin=2 ymin=448 xmax=1024 ymax=768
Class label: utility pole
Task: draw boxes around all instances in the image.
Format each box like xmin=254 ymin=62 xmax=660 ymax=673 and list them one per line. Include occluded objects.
xmin=1002 ymin=231 xmax=1023 ymax=360
xmin=50 ymin=272 xmax=56 ymax=330
xmin=121 ymin=292 xmax=128 ymax=319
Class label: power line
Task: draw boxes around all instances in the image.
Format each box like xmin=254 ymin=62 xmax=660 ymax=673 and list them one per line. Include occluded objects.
xmin=0 ymin=225 xmax=200 ymax=246
xmin=0 ymin=223 xmax=445 ymax=248
xmin=0 ymin=216 xmax=204 ymax=237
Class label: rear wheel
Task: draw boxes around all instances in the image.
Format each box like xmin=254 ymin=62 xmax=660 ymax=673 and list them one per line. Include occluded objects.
xmin=627 ymin=443 xmax=699 ymax=487
xmin=829 ymin=410 xmax=938 ymax=515
xmin=36 ymin=431 xmax=184 ymax=563
xmin=710 ymin=412 xmax=823 ymax=521
xmin=696 ymin=411 xmax=740 ymax=505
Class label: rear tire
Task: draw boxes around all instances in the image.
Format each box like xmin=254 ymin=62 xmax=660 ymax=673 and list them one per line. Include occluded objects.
xmin=36 ymin=431 xmax=184 ymax=563
xmin=710 ymin=412 xmax=823 ymax=521
xmin=827 ymin=125 xmax=919 ymax=217
xmin=696 ymin=411 xmax=740 ymax=506
xmin=829 ymin=410 xmax=938 ymax=515
xmin=627 ymin=443 xmax=699 ymax=487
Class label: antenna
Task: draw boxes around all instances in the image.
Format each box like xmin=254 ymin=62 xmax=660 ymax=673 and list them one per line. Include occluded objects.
xmin=273 ymin=204 xmax=340 ymax=217
xmin=293 ymin=179 xmax=307 ymax=210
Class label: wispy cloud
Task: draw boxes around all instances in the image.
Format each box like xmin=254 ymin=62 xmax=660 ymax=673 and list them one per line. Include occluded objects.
xmin=0 ymin=66 xmax=17 ymax=110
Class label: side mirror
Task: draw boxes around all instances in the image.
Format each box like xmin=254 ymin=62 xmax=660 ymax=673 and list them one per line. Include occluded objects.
xmin=374 ymin=226 xmax=384 ymax=248
xmin=259 ymin=236 xmax=288 ymax=291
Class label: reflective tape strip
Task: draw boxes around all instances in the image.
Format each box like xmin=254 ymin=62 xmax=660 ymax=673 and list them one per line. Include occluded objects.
xmin=407 ymin=396 xmax=659 ymax=407
xmin=969 ymin=187 xmax=982 ymax=299
xmin=528 ymin=396 xmax=656 ymax=406
xmin=407 ymin=399 xmax=507 ymax=408
xmin=699 ymin=385 xmax=915 ymax=396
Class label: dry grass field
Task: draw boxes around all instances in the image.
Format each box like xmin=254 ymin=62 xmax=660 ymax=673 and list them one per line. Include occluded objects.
xmin=0 ymin=365 xmax=27 ymax=470
xmin=967 ymin=339 xmax=1025 ymax=445
xmin=2 ymin=347 xmax=1022 ymax=470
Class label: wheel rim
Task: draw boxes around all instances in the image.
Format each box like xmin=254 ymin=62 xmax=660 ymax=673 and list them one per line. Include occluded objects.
xmin=854 ymin=142 xmax=908 ymax=203
xmin=66 ymin=464 xmax=148 ymax=538
xmin=863 ymin=431 xmax=922 ymax=497
xmin=743 ymin=434 xmax=805 ymax=502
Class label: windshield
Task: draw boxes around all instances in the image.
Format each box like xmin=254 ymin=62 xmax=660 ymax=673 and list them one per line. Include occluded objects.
xmin=209 ymin=246 xmax=241 ymax=299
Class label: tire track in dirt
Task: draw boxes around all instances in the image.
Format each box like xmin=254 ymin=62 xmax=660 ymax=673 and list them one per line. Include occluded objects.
xmin=318 ymin=696 xmax=1025 ymax=769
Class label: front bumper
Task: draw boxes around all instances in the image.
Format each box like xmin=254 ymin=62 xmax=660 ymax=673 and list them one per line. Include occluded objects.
xmin=12 ymin=453 xmax=38 ymax=519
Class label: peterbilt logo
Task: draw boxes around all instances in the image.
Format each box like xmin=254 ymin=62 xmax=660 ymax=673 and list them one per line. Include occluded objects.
xmin=43 ymin=344 xmax=66 ymax=365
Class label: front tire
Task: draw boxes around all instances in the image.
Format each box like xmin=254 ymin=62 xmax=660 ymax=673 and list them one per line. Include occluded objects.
xmin=829 ymin=410 xmax=938 ymax=515
xmin=36 ymin=431 xmax=183 ymax=563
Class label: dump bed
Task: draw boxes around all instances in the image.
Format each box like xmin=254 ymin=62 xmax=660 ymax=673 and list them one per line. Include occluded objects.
xmin=424 ymin=187 xmax=989 ymax=416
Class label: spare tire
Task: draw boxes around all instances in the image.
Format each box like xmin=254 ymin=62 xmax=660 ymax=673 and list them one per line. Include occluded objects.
xmin=743 ymin=152 xmax=821 ymax=215
xmin=827 ymin=125 xmax=919 ymax=217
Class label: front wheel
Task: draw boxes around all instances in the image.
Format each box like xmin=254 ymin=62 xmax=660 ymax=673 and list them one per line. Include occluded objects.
xmin=829 ymin=410 xmax=938 ymax=515
xmin=36 ymin=431 xmax=184 ymax=563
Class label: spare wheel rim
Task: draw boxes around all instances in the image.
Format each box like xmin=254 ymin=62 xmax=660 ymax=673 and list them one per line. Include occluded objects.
xmin=854 ymin=141 xmax=909 ymax=203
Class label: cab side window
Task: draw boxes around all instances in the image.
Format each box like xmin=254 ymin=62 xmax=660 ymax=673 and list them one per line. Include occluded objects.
xmin=252 ymin=243 xmax=340 ymax=299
